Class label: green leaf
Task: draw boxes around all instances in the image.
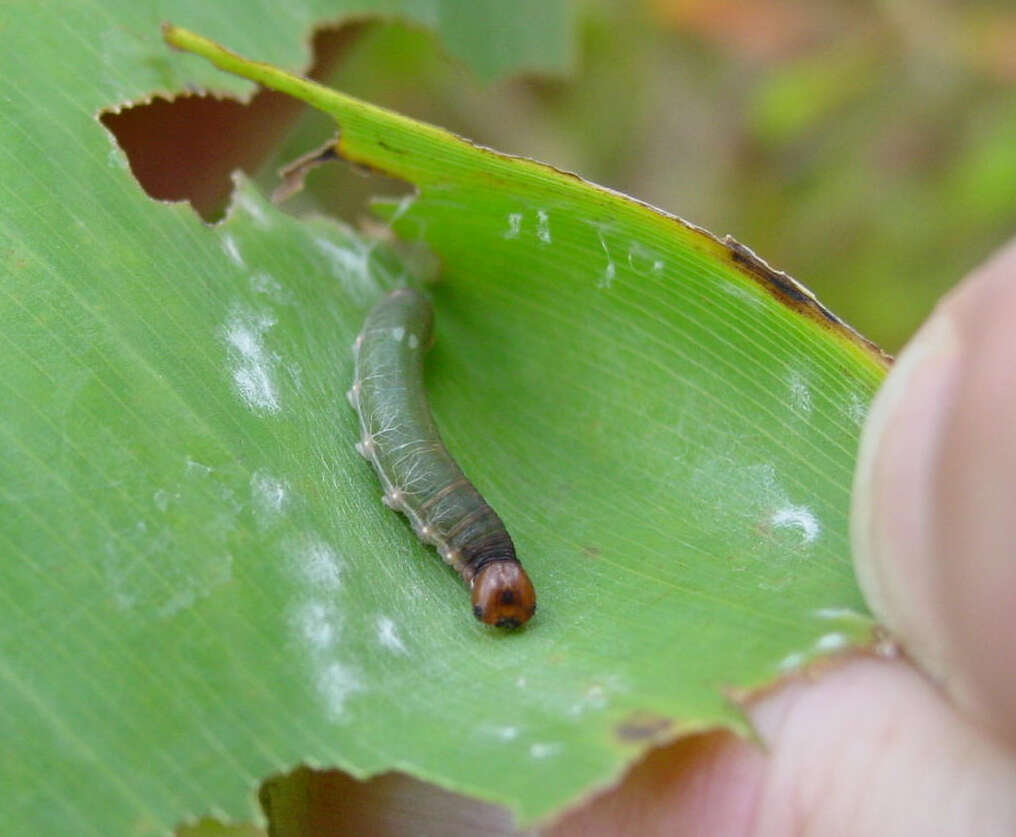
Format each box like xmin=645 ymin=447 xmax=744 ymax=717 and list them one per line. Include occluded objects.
xmin=1 ymin=8 xmax=884 ymax=836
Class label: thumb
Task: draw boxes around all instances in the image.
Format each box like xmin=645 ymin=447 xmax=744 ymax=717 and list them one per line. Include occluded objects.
xmin=852 ymin=239 xmax=1016 ymax=746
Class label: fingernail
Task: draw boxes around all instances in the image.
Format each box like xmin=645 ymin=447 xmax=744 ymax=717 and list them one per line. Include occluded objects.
xmin=851 ymin=311 xmax=961 ymax=674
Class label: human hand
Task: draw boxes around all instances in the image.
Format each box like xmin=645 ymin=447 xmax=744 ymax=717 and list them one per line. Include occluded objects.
xmin=548 ymin=241 xmax=1016 ymax=836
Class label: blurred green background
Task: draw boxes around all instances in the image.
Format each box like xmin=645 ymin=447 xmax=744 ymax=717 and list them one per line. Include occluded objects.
xmin=247 ymin=0 xmax=1016 ymax=354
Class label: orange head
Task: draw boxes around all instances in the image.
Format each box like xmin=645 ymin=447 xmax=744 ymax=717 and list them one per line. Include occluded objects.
xmin=471 ymin=561 xmax=536 ymax=629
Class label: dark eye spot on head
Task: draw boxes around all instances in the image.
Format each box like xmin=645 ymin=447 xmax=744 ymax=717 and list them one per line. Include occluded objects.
xmin=473 ymin=604 xmax=483 ymax=620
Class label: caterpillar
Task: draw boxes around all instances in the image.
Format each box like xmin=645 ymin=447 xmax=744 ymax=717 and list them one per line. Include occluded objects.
xmin=348 ymin=288 xmax=536 ymax=629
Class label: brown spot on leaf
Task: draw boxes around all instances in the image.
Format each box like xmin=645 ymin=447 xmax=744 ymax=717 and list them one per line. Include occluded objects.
xmin=615 ymin=711 xmax=673 ymax=743
xmin=727 ymin=239 xmax=815 ymax=307
xmin=722 ymin=236 xmax=892 ymax=369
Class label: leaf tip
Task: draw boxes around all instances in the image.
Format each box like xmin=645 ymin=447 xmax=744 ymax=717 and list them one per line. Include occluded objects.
xmin=161 ymin=21 xmax=181 ymax=48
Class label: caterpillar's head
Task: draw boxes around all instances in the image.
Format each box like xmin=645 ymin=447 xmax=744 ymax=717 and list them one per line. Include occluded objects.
xmin=471 ymin=561 xmax=536 ymax=629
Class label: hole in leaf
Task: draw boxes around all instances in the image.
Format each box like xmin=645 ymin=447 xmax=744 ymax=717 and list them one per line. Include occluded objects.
xmin=178 ymin=730 xmax=737 ymax=836
xmin=258 ymin=766 xmax=527 ymax=836
xmin=101 ymin=19 xmax=555 ymax=227
xmin=100 ymin=24 xmax=370 ymax=222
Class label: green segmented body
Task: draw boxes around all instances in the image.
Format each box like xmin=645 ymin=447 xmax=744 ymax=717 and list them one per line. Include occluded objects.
xmin=348 ymin=288 xmax=523 ymax=590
